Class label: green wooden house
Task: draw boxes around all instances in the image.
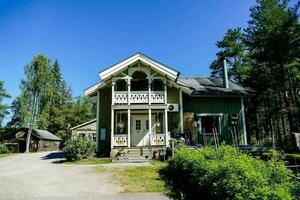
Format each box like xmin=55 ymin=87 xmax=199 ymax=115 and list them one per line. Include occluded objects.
xmin=85 ymin=53 xmax=252 ymax=159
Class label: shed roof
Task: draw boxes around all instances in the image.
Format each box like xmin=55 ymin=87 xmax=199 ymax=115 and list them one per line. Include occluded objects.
xmin=70 ymin=119 xmax=97 ymax=131
xmin=32 ymin=129 xmax=62 ymax=141
xmin=178 ymin=77 xmax=254 ymax=97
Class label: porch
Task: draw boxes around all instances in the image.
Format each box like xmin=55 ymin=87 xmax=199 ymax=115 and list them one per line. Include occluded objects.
xmin=111 ymin=109 xmax=170 ymax=148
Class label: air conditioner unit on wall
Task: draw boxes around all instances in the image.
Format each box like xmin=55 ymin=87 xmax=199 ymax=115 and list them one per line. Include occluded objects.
xmin=167 ymin=104 xmax=179 ymax=112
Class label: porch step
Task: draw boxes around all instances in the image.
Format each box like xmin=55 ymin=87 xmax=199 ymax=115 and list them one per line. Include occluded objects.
xmin=112 ymin=147 xmax=152 ymax=162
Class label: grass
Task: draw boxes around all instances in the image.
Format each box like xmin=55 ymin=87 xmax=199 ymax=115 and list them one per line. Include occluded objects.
xmin=95 ymin=160 xmax=168 ymax=193
xmin=0 ymin=153 xmax=12 ymax=158
xmin=64 ymin=157 xmax=111 ymax=165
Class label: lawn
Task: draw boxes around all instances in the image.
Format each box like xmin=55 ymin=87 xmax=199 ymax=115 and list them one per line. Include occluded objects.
xmin=0 ymin=153 xmax=12 ymax=158
xmin=64 ymin=158 xmax=111 ymax=165
xmin=95 ymin=160 xmax=168 ymax=193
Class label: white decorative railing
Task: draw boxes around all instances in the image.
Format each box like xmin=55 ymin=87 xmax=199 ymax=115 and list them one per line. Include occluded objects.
xmin=130 ymin=91 xmax=149 ymax=103
xmin=113 ymin=134 xmax=128 ymax=147
xmin=151 ymin=134 xmax=165 ymax=146
xmin=114 ymin=91 xmax=165 ymax=104
xmin=114 ymin=91 xmax=128 ymax=104
xmin=150 ymin=91 xmax=164 ymax=103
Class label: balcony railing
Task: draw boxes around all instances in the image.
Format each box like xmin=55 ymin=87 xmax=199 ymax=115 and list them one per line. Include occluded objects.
xmin=114 ymin=91 xmax=165 ymax=104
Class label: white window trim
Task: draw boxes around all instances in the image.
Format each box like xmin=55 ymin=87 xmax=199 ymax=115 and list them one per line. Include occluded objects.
xmin=197 ymin=113 xmax=223 ymax=135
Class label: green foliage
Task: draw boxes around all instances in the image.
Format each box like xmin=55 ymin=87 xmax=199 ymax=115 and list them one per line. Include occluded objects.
xmin=67 ymin=96 xmax=95 ymax=127
xmin=210 ymin=28 xmax=250 ymax=83
xmin=0 ymin=144 xmax=9 ymax=154
xmin=47 ymin=60 xmax=73 ymax=135
xmin=0 ymin=81 xmax=11 ymax=127
xmin=160 ymin=146 xmax=298 ymax=200
xmin=63 ymin=137 xmax=96 ymax=162
xmin=211 ymin=0 xmax=300 ymax=149
xmin=8 ymin=55 xmax=96 ymax=144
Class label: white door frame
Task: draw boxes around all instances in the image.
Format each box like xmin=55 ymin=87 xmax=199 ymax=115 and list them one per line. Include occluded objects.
xmin=131 ymin=115 xmax=155 ymax=146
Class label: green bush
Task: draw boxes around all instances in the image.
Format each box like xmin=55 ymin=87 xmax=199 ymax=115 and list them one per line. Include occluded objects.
xmin=63 ymin=137 xmax=95 ymax=161
xmin=0 ymin=144 xmax=9 ymax=154
xmin=160 ymin=146 xmax=299 ymax=200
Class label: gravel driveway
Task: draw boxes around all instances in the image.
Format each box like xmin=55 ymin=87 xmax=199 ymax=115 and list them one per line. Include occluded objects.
xmin=0 ymin=151 xmax=168 ymax=200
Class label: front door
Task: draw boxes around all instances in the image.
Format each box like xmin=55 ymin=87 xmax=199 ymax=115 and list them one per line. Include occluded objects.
xmin=131 ymin=115 xmax=153 ymax=146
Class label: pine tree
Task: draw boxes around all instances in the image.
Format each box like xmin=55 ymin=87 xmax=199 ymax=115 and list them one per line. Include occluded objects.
xmin=210 ymin=28 xmax=250 ymax=83
xmin=0 ymin=81 xmax=11 ymax=127
xmin=211 ymin=0 xmax=300 ymax=149
xmin=47 ymin=60 xmax=73 ymax=136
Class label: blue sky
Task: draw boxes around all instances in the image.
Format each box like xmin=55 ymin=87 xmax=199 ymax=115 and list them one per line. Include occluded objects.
xmin=0 ymin=0 xmax=257 ymax=108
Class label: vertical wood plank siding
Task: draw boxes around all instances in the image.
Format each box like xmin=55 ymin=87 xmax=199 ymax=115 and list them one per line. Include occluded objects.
xmin=98 ymin=87 xmax=112 ymax=156
xmin=167 ymin=87 xmax=179 ymax=104
xmin=182 ymin=94 xmax=245 ymax=145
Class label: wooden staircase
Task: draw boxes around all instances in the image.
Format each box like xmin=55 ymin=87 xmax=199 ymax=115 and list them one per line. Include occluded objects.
xmin=113 ymin=147 xmax=152 ymax=163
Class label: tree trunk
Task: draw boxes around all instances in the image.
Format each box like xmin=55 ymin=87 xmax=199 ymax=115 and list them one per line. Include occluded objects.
xmin=25 ymin=94 xmax=38 ymax=153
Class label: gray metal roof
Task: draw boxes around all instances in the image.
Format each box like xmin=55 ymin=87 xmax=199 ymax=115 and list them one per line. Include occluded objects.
xmin=32 ymin=129 xmax=62 ymax=141
xmin=178 ymin=77 xmax=253 ymax=96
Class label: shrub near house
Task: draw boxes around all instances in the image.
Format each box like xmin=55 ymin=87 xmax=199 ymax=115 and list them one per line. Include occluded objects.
xmin=160 ymin=146 xmax=299 ymax=200
xmin=0 ymin=144 xmax=9 ymax=154
xmin=63 ymin=137 xmax=95 ymax=161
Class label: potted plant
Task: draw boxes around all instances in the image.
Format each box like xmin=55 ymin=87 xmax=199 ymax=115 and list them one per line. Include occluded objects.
xmin=117 ymin=121 xmax=125 ymax=134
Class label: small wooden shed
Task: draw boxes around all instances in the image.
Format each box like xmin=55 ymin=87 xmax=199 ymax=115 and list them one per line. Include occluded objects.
xmin=16 ymin=128 xmax=62 ymax=152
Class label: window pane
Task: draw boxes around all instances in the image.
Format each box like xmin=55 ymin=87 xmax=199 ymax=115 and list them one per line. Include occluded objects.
xmin=136 ymin=120 xmax=141 ymax=130
xmin=146 ymin=120 xmax=149 ymax=130
xmin=201 ymin=116 xmax=220 ymax=134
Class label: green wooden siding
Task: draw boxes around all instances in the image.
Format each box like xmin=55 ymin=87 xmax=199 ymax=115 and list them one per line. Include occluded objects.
xmin=167 ymin=86 xmax=179 ymax=104
xmin=97 ymin=87 xmax=112 ymax=156
xmin=183 ymin=94 xmax=245 ymax=146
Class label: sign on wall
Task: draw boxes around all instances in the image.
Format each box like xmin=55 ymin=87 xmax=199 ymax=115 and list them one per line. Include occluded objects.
xmin=100 ymin=128 xmax=106 ymax=141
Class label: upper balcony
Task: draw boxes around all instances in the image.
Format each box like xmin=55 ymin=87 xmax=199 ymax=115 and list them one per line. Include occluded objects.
xmin=112 ymin=70 xmax=166 ymax=105
xmin=114 ymin=91 xmax=165 ymax=104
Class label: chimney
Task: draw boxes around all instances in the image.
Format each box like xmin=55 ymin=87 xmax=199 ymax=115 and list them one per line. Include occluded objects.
xmin=223 ymin=59 xmax=229 ymax=89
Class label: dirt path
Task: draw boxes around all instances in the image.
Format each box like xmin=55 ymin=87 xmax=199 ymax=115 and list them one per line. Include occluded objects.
xmin=0 ymin=151 xmax=168 ymax=200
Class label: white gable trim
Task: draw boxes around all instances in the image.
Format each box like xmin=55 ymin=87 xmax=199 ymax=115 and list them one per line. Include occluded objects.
xmin=99 ymin=53 xmax=179 ymax=81
xmin=85 ymin=82 xmax=104 ymax=96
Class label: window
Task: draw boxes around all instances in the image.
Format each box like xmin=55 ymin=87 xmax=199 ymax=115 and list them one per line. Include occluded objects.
xmin=80 ymin=133 xmax=86 ymax=138
xmin=92 ymin=134 xmax=96 ymax=141
xmin=151 ymin=79 xmax=164 ymax=91
xmin=199 ymin=114 xmax=221 ymax=135
xmin=136 ymin=120 xmax=141 ymax=130
xmin=131 ymin=71 xmax=148 ymax=91
xmin=146 ymin=120 xmax=149 ymax=130
xmin=115 ymin=79 xmax=127 ymax=91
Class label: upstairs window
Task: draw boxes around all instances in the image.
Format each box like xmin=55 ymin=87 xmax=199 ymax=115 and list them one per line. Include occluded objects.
xmin=151 ymin=79 xmax=164 ymax=91
xmin=131 ymin=71 xmax=148 ymax=91
xmin=115 ymin=79 xmax=127 ymax=91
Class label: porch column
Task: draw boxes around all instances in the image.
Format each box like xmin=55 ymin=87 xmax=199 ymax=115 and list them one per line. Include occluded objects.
xmin=111 ymin=109 xmax=114 ymax=149
xmin=96 ymin=90 xmax=100 ymax=152
xmin=164 ymin=82 xmax=167 ymax=104
xmin=128 ymin=109 xmax=131 ymax=147
xmin=241 ymin=97 xmax=248 ymax=145
xmin=148 ymin=81 xmax=151 ymax=105
xmin=149 ymin=108 xmax=152 ymax=145
xmin=128 ymin=78 xmax=131 ymax=105
xmin=165 ymin=108 xmax=169 ymax=147
xmin=112 ymin=82 xmax=115 ymax=105
xmin=179 ymin=89 xmax=184 ymax=134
